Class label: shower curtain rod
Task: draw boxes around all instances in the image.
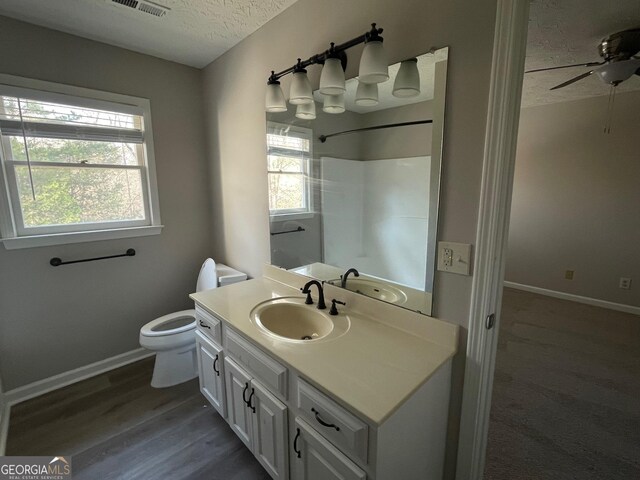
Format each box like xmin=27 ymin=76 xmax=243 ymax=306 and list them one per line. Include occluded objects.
xmin=318 ymin=119 xmax=432 ymax=143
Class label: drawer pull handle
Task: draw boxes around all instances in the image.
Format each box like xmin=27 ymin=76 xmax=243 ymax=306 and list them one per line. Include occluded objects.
xmin=293 ymin=428 xmax=301 ymax=458
xmin=212 ymin=355 xmax=220 ymax=376
xmin=199 ymin=320 xmax=211 ymax=329
xmin=311 ymin=408 xmax=340 ymax=431
xmin=242 ymin=382 xmax=250 ymax=404
xmin=247 ymin=388 xmax=256 ymax=413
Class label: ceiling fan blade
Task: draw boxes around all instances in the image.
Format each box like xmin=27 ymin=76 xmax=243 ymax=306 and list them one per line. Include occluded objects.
xmin=550 ymin=70 xmax=594 ymax=90
xmin=525 ymin=61 xmax=604 ymax=74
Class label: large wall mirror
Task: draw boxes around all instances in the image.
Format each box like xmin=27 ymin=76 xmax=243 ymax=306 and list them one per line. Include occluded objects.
xmin=266 ymin=47 xmax=448 ymax=316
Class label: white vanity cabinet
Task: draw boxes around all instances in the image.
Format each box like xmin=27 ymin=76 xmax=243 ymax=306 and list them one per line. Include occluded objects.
xmin=195 ymin=330 xmax=226 ymax=418
xmin=292 ymin=417 xmax=366 ymax=480
xmin=224 ymin=356 xmax=289 ymax=480
xmin=191 ymin=277 xmax=458 ymax=480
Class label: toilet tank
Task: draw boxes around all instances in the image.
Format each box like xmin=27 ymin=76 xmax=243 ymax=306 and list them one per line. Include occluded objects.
xmin=216 ymin=263 xmax=248 ymax=286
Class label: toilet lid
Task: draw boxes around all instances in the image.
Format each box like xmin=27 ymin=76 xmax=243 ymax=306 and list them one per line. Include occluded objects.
xmin=141 ymin=309 xmax=196 ymax=337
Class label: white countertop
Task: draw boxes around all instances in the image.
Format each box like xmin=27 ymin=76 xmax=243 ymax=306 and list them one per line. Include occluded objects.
xmin=190 ymin=272 xmax=457 ymax=425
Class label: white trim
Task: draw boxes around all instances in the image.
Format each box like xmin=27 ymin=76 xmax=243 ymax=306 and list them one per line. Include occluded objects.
xmin=456 ymin=1 xmax=530 ymax=479
xmin=1 ymin=225 xmax=162 ymax=249
xmin=3 ymin=348 xmax=154 ymax=407
xmin=0 ymin=74 xmax=147 ymax=115
xmin=504 ymin=281 xmax=640 ymax=316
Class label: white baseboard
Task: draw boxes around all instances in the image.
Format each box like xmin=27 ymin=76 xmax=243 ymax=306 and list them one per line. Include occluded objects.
xmin=4 ymin=348 xmax=154 ymax=408
xmin=504 ymin=281 xmax=640 ymax=316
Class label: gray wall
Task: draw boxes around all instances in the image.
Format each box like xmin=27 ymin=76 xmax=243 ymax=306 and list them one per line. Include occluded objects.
xmin=201 ymin=1 xmax=498 ymax=476
xmin=0 ymin=16 xmax=212 ymax=390
xmin=506 ymin=91 xmax=640 ymax=307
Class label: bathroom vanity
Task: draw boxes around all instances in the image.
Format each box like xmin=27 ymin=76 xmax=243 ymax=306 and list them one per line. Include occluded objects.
xmin=190 ymin=265 xmax=458 ymax=480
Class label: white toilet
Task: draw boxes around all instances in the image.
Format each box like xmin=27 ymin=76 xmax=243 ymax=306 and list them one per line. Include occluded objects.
xmin=139 ymin=258 xmax=247 ymax=388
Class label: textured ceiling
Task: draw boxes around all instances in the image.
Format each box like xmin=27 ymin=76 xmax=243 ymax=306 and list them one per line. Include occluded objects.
xmin=523 ymin=0 xmax=640 ymax=107
xmin=0 ymin=0 xmax=299 ymax=68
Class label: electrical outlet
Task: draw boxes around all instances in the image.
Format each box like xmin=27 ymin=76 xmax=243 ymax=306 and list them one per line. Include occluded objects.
xmin=437 ymin=242 xmax=472 ymax=275
xmin=565 ymin=270 xmax=574 ymax=280
xmin=619 ymin=277 xmax=632 ymax=290
xmin=443 ymin=248 xmax=453 ymax=267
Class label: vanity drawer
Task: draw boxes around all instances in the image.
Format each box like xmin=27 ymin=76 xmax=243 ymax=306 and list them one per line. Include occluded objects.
xmin=297 ymin=379 xmax=368 ymax=463
xmin=195 ymin=306 xmax=222 ymax=344
xmin=224 ymin=327 xmax=288 ymax=399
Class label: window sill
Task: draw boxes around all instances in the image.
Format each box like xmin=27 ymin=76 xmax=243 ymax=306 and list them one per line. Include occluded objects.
xmin=1 ymin=225 xmax=163 ymax=250
xmin=270 ymin=212 xmax=316 ymax=222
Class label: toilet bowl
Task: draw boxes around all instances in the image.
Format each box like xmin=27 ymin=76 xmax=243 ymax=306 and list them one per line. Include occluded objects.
xmin=139 ymin=259 xmax=247 ymax=388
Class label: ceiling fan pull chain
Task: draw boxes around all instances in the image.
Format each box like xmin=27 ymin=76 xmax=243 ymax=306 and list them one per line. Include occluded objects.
xmin=604 ymin=85 xmax=616 ymax=134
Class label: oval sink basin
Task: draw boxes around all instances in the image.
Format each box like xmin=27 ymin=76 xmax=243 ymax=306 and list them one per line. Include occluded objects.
xmin=344 ymin=279 xmax=407 ymax=304
xmin=251 ymin=298 xmax=334 ymax=342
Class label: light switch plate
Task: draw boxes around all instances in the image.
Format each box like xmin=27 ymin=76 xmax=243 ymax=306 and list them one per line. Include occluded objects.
xmin=437 ymin=241 xmax=472 ymax=275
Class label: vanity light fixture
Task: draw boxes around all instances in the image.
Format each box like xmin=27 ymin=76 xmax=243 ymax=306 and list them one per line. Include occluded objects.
xmin=319 ymin=48 xmax=346 ymax=95
xmin=266 ymin=78 xmax=287 ymax=112
xmin=393 ymin=58 xmax=420 ymax=97
xmin=265 ymin=23 xmax=386 ymax=114
xmin=295 ymin=101 xmax=317 ymax=120
xmin=358 ymin=32 xmax=389 ymax=84
xmin=323 ymin=93 xmax=345 ymax=114
xmin=289 ymin=63 xmax=314 ymax=105
xmin=355 ymin=81 xmax=379 ymax=106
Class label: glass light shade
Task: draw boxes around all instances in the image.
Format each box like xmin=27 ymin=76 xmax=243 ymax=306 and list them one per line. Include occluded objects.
xmin=322 ymin=93 xmax=345 ymax=114
xmin=393 ymin=59 xmax=420 ymax=97
xmin=358 ymin=40 xmax=389 ymax=84
xmin=295 ymin=101 xmax=316 ymax=120
xmin=265 ymin=82 xmax=287 ymax=112
xmin=289 ymin=70 xmax=313 ymax=105
xmin=355 ymin=81 xmax=378 ymax=106
xmin=319 ymin=57 xmax=346 ymax=95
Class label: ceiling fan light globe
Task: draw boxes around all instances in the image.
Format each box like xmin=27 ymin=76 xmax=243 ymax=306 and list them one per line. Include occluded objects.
xmin=596 ymin=59 xmax=640 ymax=85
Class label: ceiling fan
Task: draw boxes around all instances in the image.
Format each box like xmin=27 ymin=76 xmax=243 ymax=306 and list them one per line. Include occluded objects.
xmin=526 ymin=27 xmax=640 ymax=90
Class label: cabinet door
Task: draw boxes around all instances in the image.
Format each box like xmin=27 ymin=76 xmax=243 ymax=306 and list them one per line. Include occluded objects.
xmin=292 ymin=418 xmax=366 ymax=480
xmin=251 ymin=380 xmax=289 ymax=480
xmin=224 ymin=357 xmax=253 ymax=448
xmin=195 ymin=331 xmax=226 ymax=418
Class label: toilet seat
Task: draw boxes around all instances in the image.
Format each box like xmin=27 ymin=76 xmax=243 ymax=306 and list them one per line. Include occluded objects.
xmin=140 ymin=309 xmax=196 ymax=337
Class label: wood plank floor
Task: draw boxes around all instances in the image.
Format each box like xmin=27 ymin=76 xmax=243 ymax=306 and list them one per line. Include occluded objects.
xmin=485 ymin=288 xmax=640 ymax=479
xmin=7 ymin=357 xmax=270 ymax=480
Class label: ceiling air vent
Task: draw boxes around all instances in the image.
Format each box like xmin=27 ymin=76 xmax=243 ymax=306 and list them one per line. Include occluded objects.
xmin=112 ymin=0 xmax=139 ymax=8
xmin=111 ymin=0 xmax=169 ymax=18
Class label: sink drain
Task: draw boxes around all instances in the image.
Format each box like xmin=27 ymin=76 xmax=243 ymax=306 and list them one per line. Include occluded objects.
xmin=301 ymin=335 xmax=313 ymax=340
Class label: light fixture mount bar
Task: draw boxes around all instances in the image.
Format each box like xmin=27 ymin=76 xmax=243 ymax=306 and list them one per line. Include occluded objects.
xmin=267 ymin=23 xmax=383 ymax=84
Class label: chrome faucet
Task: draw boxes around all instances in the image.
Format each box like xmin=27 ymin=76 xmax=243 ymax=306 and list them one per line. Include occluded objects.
xmin=340 ymin=268 xmax=360 ymax=288
xmin=301 ymin=280 xmax=326 ymax=309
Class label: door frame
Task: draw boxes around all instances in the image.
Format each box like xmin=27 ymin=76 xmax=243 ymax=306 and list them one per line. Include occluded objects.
xmin=455 ymin=1 xmax=530 ymax=478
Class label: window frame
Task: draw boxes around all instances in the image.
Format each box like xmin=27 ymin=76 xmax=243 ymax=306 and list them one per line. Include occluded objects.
xmin=0 ymin=74 xmax=162 ymax=249
xmin=266 ymin=122 xmax=314 ymax=219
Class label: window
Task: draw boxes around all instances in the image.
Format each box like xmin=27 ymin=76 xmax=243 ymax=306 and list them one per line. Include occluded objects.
xmin=0 ymin=75 xmax=161 ymax=248
xmin=267 ymin=123 xmax=313 ymax=217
